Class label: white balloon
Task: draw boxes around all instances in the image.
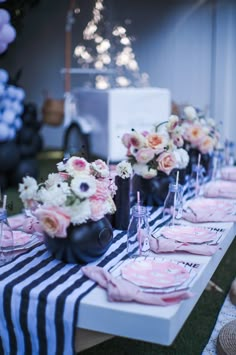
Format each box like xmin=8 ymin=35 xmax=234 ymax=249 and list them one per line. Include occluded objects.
xmin=0 ymin=122 xmax=9 ymax=141
xmin=0 ymin=23 xmax=16 ymax=44
xmin=0 ymin=69 xmax=8 ymax=83
xmin=2 ymin=109 xmax=15 ymax=124
xmin=0 ymin=9 xmax=10 ymax=26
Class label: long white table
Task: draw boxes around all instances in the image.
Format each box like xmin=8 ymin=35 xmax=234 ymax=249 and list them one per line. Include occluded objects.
xmin=75 ymin=221 xmax=236 ymax=352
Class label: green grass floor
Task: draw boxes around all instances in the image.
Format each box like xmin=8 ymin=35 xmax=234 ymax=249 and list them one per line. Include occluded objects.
xmin=5 ymin=157 xmax=236 ymax=355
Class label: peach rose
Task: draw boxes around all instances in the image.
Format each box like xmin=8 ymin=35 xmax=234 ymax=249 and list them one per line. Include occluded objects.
xmin=156 ymin=151 xmax=177 ymax=175
xmin=146 ymin=133 xmax=167 ymax=153
xmin=34 ymin=206 xmax=71 ymax=238
xmin=198 ymin=135 xmax=214 ymax=154
xmin=185 ymin=124 xmax=205 ymax=145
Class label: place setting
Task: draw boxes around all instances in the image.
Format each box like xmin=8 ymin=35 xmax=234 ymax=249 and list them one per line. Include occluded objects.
xmin=82 ymin=255 xmax=199 ymax=306
xmin=110 ymin=256 xmax=201 ymax=294
xmin=181 ymin=198 xmax=236 ymax=223
xmin=150 ymin=224 xmax=224 ymax=256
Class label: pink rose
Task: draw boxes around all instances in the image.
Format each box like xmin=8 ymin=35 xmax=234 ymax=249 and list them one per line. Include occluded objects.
xmin=89 ymin=199 xmax=107 ymax=221
xmin=93 ymin=179 xmax=110 ymax=201
xmin=121 ymin=133 xmax=131 ymax=148
xmin=135 ymin=147 xmax=155 ymax=164
xmin=141 ymin=130 xmax=149 ymax=137
xmin=66 ymin=157 xmax=90 ymax=175
xmin=91 ymin=159 xmax=109 ymax=177
xmin=34 ymin=206 xmax=71 ymax=238
xmin=129 ymin=132 xmax=145 ymax=148
xmin=167 ymin=115 xmax=179 ymax=132
xmin=156 ymin=152 xmax=177 ymax=175
xmin=59 ymin=172 xmax=70 ymax=180
xmin=172 ymin=134 xmax=184 ymax=147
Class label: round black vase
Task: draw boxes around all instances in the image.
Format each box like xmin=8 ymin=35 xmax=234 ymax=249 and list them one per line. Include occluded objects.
xmin=113 ymin=176 xmax=130 ymax=230
xmin=186 ymin=148 xmax=213 ymax=177
xmin=44 ymin=217 xmax=113 ymax=264
xmin=131 ymin=172 xmax=172 ymax=207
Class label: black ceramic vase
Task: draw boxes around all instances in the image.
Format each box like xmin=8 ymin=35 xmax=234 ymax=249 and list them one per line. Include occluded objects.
xmin=186 ymin=148 xmax=213 ymax=178
xmin=44 ymin=217 xmax=113 ymax=264
xmin=131 ymin=172 xmax=172 ymax=207
xmin=113 ymin=176 xmax=130 ymax=230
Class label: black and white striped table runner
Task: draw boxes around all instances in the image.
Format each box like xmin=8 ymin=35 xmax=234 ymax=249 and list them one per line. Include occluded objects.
xmin=0 ymin=186 xmax=193 ymax=355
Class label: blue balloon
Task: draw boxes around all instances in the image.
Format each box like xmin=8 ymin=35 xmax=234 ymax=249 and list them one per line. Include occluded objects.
xmin=2 ymin=109 xmax=15 ymax=124
xmin=0 ymin=69 xmax=8 ymax=83
xmin=0 ymin=121 xmax=9 ymax=141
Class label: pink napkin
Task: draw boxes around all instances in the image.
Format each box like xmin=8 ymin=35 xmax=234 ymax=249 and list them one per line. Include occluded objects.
xmin=9 ymin=214 xmax=43 ymax=235
xmin=221 ymin=166 xmax=236 ymax=181
xmin=150 ymin=235 xmax=219 ymax=256
xmin=182 ymin=198 xmax=236 ymax=223
xmin=81 ymin=265 xmax=193 ymax=306
xmin=203 ymin=180 xmax=236 ymax=199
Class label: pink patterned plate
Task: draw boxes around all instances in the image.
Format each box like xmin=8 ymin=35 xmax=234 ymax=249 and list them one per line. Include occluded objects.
xmin=121 ymin=258 xmax=190 ymax=288
xmin=160 ymin=225 xmax=217 ymax=244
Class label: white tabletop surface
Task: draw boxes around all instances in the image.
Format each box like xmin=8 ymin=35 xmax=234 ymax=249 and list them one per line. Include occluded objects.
xmin=77 ymin=221 xmax=235 ymax=346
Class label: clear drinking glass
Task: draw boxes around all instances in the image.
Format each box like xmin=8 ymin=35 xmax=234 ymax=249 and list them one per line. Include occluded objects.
xmin=0 ymin=208 xmax=14 ymax=266
xmin=163 ymin=183 xmax=184 ymax=224
xmin=127 ymin=205 xmax=150 ymax=258
xmin=211 ymin=149 xmax=224 ymax=180
xmin=187 ymin=164 xmax=205 ymax=197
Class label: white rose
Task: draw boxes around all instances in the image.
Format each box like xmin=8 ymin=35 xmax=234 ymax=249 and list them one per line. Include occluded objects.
xmin=184 ymin=106 xmax=198 ymax=120
xmin=133 ymin=163 xmax=157 ymax=179
xmin=174 ymin=148 xmax=190 ymax=169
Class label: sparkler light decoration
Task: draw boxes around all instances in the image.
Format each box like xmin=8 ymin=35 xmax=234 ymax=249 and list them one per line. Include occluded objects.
xmin=73 ymin=0 xmax=149 ymax=89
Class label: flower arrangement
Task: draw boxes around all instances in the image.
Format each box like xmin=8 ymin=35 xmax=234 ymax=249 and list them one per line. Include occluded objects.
xmin=121 ymin=127 xmax=189 ymax=179
xmin=19 ymin=156 xmax=117 ymax=238
xmin=167 ymin=106 xmax=220 ymax=155
xmin=115 ymin=160 xmax=133 ymax=179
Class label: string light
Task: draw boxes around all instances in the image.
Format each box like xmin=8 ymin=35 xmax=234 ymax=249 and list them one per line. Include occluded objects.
xmin=73 ymin=0 xmax=148 ymax=89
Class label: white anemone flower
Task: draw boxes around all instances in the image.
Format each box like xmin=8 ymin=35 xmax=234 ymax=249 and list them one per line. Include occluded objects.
xmin=71 ymin=175 xmax=96 ymax=199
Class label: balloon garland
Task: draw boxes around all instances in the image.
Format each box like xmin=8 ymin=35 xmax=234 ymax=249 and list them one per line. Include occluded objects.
xmin=0 ymin=7 xmax=16 ymax=54
xmin=0 ymin=68 xmax=25 ymax=142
